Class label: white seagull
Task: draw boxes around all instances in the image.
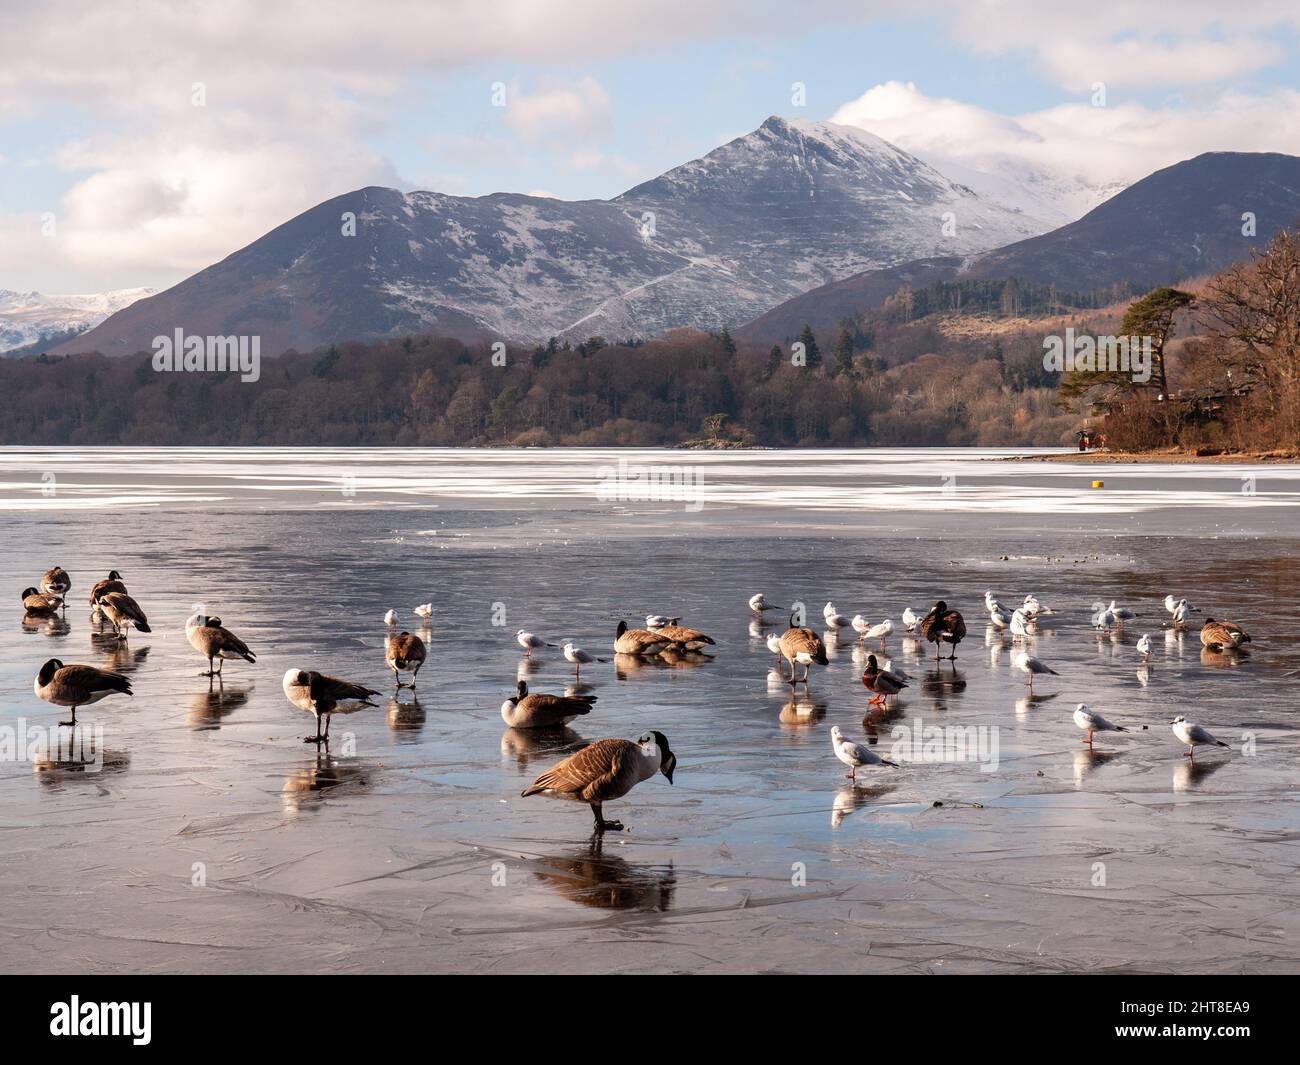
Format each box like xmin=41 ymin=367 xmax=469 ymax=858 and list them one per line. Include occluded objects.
xmin=830 ymin=725 xmax=899 ymax=780
xmin=989 ymin=603 xmax=1012 ymax=629
xmin=851 ymin=614 xmax=871 ymax=639
xmin=1073 ymin=704 xmax=1129 ymax=747
xmin=562 ymin=641 xmax=605 ymax=678
xmin=822 ymin=602 xmax=852 ymax=628
xmin=1108 ymin=599 xmax=1137 ymax=623
xmin=1136 ymin=633 xmax=1152 ymax=659
xmin=1023 ymin=594 xmax=1053 ymax=617
xmin=1012 ymin=650 xmax=1058 ymax=689
xmin=515 ymin=629 xmax=550 ymax=656
xmin=765 ymin=632 xmax=783 ymax=665
xmin=902 ymin=606 xmax=922 ymax=633
xmin=749 ymin=593 xmax=777 ymax=613
xmin=383 ymin=609 xmax=399 ymax=627
xmin=1165 ymin=595 xmax=1200 ymax=616
xmin=413 ymin=603 xmax=433 ymax=621
xmin=1171 ymin=716 xmax=1230 ymax=759
xmin=863 ymin=618 xmax=893 ymax=647
xmin=1092 ymin=606 xmax=1117 ymax=632
xmin=1010 ymin=608 xmax=1034 ymax=638
xmin=1172 ymin=599 xmax=1196 ymax=627
xmin=645 ymin=613 xmax=680 ymax=629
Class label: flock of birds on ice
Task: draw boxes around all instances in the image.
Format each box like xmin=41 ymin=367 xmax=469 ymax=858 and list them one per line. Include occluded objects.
xmin=19 ymin=567 xmax=1251 ymax=834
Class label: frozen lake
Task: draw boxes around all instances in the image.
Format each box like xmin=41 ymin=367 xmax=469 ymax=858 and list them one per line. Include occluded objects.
xmin=0 ymin=448 xmax=1297 ymax=973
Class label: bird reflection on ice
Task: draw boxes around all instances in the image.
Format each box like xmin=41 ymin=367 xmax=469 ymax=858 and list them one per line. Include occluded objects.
xmin=530 ymin=837 xmax=675 ymax=912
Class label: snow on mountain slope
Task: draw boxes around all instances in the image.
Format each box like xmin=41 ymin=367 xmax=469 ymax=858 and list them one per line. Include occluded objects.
xmin=0 ymin=288 xmax=154 ymax=352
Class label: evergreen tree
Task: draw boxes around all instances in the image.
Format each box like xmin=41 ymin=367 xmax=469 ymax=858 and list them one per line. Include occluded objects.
xmin=718 ymin=327 xmax=737 ymax=356
xmin=798 ymin=324 xmax=821 ymax=369
xmin=832 ymin=328 xmax=855 ymax=377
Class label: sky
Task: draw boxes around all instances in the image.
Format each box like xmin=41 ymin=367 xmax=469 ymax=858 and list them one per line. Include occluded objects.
xmin=3 ymin=0 xmax=1300 ymax=294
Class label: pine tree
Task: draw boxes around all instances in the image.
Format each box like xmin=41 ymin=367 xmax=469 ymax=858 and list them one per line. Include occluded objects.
xmin=718 ymin=327 xmax=737 ymax=356
xmin=766 ymin=344 xmax=783 ymax=377
xmin=798 ymin=324 xmax=821 ymax=369
xmin=832 ymin=328 xmax=855 ymax=377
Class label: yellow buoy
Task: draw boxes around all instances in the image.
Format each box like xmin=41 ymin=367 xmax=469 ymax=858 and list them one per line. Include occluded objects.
xmin=1091 ymin=480 xmax=1104 ymax=488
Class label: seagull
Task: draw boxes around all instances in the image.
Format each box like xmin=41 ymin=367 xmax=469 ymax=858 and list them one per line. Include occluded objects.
xmin=822 ymin=602 xmax=852 ymax=628
xmin=1092 ymin=606 xmax=1117 ymax=633
xmin=645 ymin=614 xmax=681 ymax=629
xmin=989 ymin=603 xmax=1012 ymax=629
xmin=984 ymin=591 xmax=1004 ymax=613
xmin=385 ymin=631 xmax=426 ymax=688
xmin=902 ymin=606 xmax=922 ymax=633
xmin=1108 ymin=599 xmax=1137 ymax=623
xmin=863 ymin=618 xmax=893 ymax=648
xmin=1010 ymin=607 xmax=1034 ymax=638
xmin=851 ymin=615 xmax=871 ymax=639
xmin=830 ymin=725 xmax=899 ymax=780
xmin=501 ymin=680 xmax=595 ymax=729
xmin=186 ymin=612 xmax=256 ymax=678
xmin=749 ymin=593 xmax=777 ymax=613
xmin=1023 ymin=594 xmax=1053 ymax=617
xmin=1165 ymin=595 xmax=1200 ymax=616
xmin=515 ymin=629 xmax=550 ymax=656
xmin=1172 ymin=600 xmax=1196 ymax=628
xmin=414 ymin=603 xmax=433 ymax=621
xmin=1171 ymin=716 xmax=1230 ymax=759
xmin=522 ymin=731 xmax=675 ymax=833
xmin=283 ymin=668 xmax=381 ymax=744
xmin=34 ymin=659 xmax=132 ymax=727
xmin=1073 ymin=704 xmax=1128 ymax=747
xmin=1012 ymin=650 xmax=1058 ymax=690
xmin=563 ymin=641 xmax=605 ymax=678
xmin=861 ymin=654 xmax=907 ymax=706
xmin=1136 ymin=633 xmax=1153 ymax=659
xmin=383 ymin=609 xmax=398 ymax=627
xmin=882 ymin=659 xmax=911 ymax=682
xmin=765 ymin=632 xmax=783 ymax=664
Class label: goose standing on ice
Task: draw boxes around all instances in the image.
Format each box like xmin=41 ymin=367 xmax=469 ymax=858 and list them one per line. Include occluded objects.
xmin=39 ymin=567 xmax=71 ymax=608
xmin=283 ymin=668 xmax=381 ymax=743
xmin=385 ymin=631 xmax=426 ymax=688
xmin=902 ymin=606 xmax=922 ymax=633
xmin=830 ymin=725 xmax=899 ymax=779
xmin=920 ymin=601 xmax=966 ymax=661
xmin=1012 ymin=650 xmax=1058 ymax=690
xmin=21 ymin=588 xmax=63 ymax=615
xmin=522 ymin=731 xmax=676 ymax=833
xmin=501 ymin=680 xmax=595 ymax=729
xmin=1171 ymin=716 xmax=1230 ymax=759
xmin=186 ymin=613 xmax=256 ymax=678
xmin=1073 ymin=704 xmax=1128 ymax=747
xmin=97 ymin=591 xmax=151 ymax=637
xmin=88 ymin=571 xmax=127 ymax=615
xmin=861 ymin=654 xmax=907 ymax=707
xmin=778 ymin=615 xmax=829 ymax=685
xmin=34 ymin=659 xmax=132 ymax=726
xmin=613 ymin=621 xmax=671 ymax=656
xmin=1201 ymin=619 xmax=1251 ymax=651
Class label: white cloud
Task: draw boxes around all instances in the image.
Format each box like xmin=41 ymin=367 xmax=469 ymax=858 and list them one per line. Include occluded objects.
xmin=503 ymin=78 xmax=612 ymax=143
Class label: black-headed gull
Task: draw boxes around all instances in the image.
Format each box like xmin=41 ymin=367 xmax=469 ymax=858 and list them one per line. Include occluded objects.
xmin=902 ymin=606 xmax=922 ymax=632
xmin=1136 ymin=633 xmax=1152 ymax=658
xmin=562 ymin=641 xmax=605 ymax=678
xmin=830 ymin=725 xmax=898 ymax=779
xmin=515 ymin=629 xmax=551 ymax=656
xmin=1171 ymin=716 xmax=1230 ymax=759
xmin=1012 ymin=650 xmax=1058 ymax=690
xmin=749 ymin=593 xmax=777 ymax=613
xmin=414 ymin=603 xmax=433 ymax=621
xmin=1108 ymin=599 xmax=1137 ymax=623
xmin=1073 ymin=704 xmax=1128 ymax=747
xmin=823 ymin=602 xmax=852 ymax=628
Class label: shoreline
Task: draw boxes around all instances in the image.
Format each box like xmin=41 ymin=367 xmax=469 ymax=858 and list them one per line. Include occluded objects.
xmin=1002 ymin=448 xmax=1300 ymax=464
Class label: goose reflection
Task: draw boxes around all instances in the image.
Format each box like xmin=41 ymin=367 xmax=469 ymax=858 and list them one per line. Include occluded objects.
xmin=1173 ymin=756 xmax=1228 ymax=792
xmin=188 ymin=680 xmax=250 ymax=730
xmin=921 ymin=668 xmax=966 ymax=711
xmin=33 ymin=724 xmax=129 ymax=785
xmin=530 ymin=837 xmax=675 ymax=912
xmin=22 ymin=611 xmax=70 ymax=637
xmin=281 ymin=750 xmax=370 ymax=811
xmin=1071 ymin=746 xmax=1119 ymax=786
xmin=778 ymin=693 xmax=826 ymax=728
xmin=386 ymin=694 xmax=426 ymax=735
xmin=832 ymin=782 xmax=893 ymax=827
xmin=91 ymin=633 xmax=149 ymax=672
xmin=613 ymin=651 xmax=672 ymax=680
xmin=500 ymin=726 xmax=584 ymax=768
xmin=1200 ymin=647 xmax=1245 ymax=669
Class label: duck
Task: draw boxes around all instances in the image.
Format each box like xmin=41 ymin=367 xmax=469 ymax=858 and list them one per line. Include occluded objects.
xmin=902 ymin=606 xmax=922 ymax=633
xmin=521 ymin=731 xmax=676 ymax=833
xmin=185 ymin=613 xmax=256 ymax=678
xmin=1200 ymin=619 xmax=1250 ymax=651
xmin=282 ymin=668 xmax=381 ymax=744
xmin=614 ymin=621 xmax=672 ymax=656
xmin=1171 ymin=715 xmax=1230 ymax=759
xmin=920 ymin=600 xmax=966 ymax=661
xmin=34 ymin=658 xmax=132 ymax=726
xmin=830 ymin=725 xmax=899 ymax=780
xmin=97 ymin=591 xmax=151 ymax=637
xmin=385 ymin=631 xmax=426 ymax=688
xmin=1073 ymin=704 xmax=1128 ymax=748
xmin=861 ymin=654 xmax=907 ymax=707
xmin=777 ymin=616 xmax=829 ymax=685
xmin=501 ymin=680 xmax=595 ymax=729
xmin=1012 ymin=650 xmax=1058 ymax=690
xmin=39 ymin=567 xmax=71 ymax=604
xmin=648 ymin=620 xmax=715 ymax=651
xmin=21 ymin=587 xmax=62 ymax=615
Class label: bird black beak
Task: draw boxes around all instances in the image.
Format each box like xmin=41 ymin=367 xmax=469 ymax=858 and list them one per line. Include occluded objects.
xmin=662 ymin=753 xmax=676 ymax=784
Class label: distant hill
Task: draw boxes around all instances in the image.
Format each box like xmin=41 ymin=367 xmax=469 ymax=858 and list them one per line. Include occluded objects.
xmin=0 ymin=287 xmax=154 ymax=354
xmin=737 ymin=152 xmax=1300 ymax=343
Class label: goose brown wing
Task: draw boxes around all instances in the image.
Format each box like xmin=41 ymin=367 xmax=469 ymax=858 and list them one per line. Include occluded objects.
xmin=779 ymin=627 xmax=827 ymax=663
xmin=657 ymin=624 xmax=715 ymax=645
xmin=310 ymin=672 xmax=380 ymax=704
xmin=522 ymin=738 xmax=637 ymax=799
xmin=102 ymin=592 xmax=149 ymax=626
xmin=57 ymin=664 xmax=132 ymax=697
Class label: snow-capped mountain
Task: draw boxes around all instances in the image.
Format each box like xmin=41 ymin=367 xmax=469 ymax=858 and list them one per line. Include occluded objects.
xmin=56 ymin=117 xmax=1050 ymax=357
xmin=0 ymin=288 xmax=154 ymax=353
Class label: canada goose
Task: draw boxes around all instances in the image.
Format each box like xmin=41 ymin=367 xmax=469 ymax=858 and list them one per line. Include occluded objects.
xmin=830 ymin=725 xmax=898 ymax=779
xmin=97 ymin=591 xmax=150 ymax=637
xmin=39 ymin=567 xmax=71 ymax=604
xmin=1012 ymin=650 xmax=1058 ymax=690
xmin=89 ymin=571 xmax=127 ymax=608
xmin=1073 ymin=704 xmax=1128 ymax=747
xmin=861 ymin=654 xmax=907 ymax=707
xmin=522 ymin=731 xmax=676 ymax=833
xmin=1201 ymin=618 xmax=1251 ymax=651
xmin=385 ymin=631 xmax=426 ymax=688
xmin=34 ymin=658 xmax=132 ymax=726
xmin=185 ymin=613 xmax=256 ymax=677
xmin=902 ymin=606 xmax=922 ymax=632
xmin=516 ymin=629 xmax=550 ymax=656
xmin=1136 ymin=633 xmax=1153 ymax=659
xmin=501 ymin=680 xmax=595 ymax=729
xmin=21 ymin=587 xmax=62 ymax=615
xmin=383 ymin=609 xmax=398 ymax=627
xmin=1171 ymin=715 xmax=1230 ymax=759
xmin=649 ymin=622 xmax=715 ymax=650
xmin=613 ymin=621 xmax=672 ymax=656
xmin=777 ymin=616 xmax=829 ymax=684
xmin=563 ymin=641 xmax=607 ymax=678
xmin=749 ymin=593 xmax=777 ymax=613
xmin=920 ymin=601 xmax=966 ymax=661
xmin=822 ymin=602 xmax=852 ymax=628
xmin=413 ymin=603 xmax=433 ymax=621
xmin=283 ymin=668 xmax=381 ymax=743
